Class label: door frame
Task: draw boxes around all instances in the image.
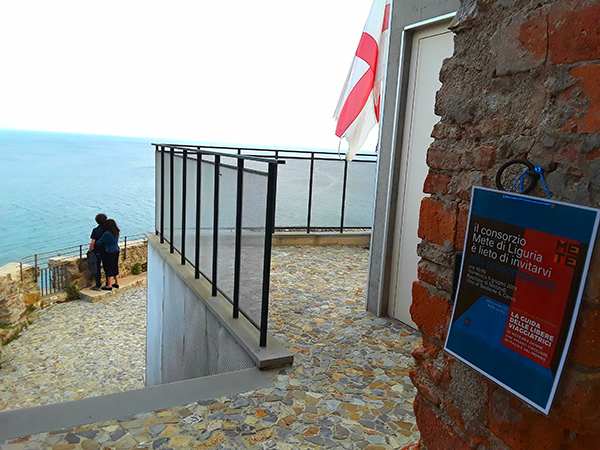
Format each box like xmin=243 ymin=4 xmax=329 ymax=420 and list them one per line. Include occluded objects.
xmin=387 ymin=14 xmax=455 ymax=323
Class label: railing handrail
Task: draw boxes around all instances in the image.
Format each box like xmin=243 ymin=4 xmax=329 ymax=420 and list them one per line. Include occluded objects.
xmin=152 ymin=144 xmax=286 ymax=165
xmin=154 ymin=143 xmax=376 ymax=347
xmin=20 ymin=232 xmax=148 ymax=268
xmin=152 ymin=143 xmax=377 ymax=162
xmin=155 ymin=143 xmax=375 ymax=235
xmin=155 ymin=145 xmax=280 ymax=347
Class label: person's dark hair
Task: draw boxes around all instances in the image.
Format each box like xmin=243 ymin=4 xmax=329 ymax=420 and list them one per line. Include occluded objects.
xmin=95 ymin=213 xmax=108 ymax=225
xmin=104 ymin=219 xmax=120 ymax=238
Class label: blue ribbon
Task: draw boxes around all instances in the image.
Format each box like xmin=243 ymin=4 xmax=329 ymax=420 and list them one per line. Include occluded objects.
xmin=535 ymin=166 xmax=552 ymax=200
xmin=507 ymin=166 xmax=551 ymax=199
xmin=509 ymin=168 xmax=530 ymax=193
xmin=504 ymin=165 xmax=552 ymax=206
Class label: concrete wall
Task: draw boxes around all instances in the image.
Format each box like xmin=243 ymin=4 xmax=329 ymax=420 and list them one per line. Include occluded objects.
xmin=404 ymin=0 xmax=600 ymax=448
xmin=146 ymin=236 xmax=256 ymax=386
xmin=367 ymin=0 xmax=460 ymax=316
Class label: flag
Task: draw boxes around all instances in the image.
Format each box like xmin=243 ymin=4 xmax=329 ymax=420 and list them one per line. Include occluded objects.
xmin=334 ymin=0 xmax=391 ymax=161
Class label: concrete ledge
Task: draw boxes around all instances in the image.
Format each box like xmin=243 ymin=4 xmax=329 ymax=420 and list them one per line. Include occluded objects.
xmin=79 ymin=273 xmax=147 ymax=302
xmin=0 ymin=367 xmax=271 ymax=441
xmin=272 ymin=231 xmax=371 ymax=247
xmin=147 ymin=234 xmax=293 ymax=370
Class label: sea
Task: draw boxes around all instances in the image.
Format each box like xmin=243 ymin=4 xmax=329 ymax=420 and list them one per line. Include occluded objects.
xmin=0 ymin=129 xmax=162 ymax=268
xmin=0 ymin=129 xmax=376 ymax=268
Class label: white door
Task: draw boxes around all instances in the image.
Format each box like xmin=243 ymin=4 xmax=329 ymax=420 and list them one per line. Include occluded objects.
xmin=390 ymin=22 xmax=454 ymax=326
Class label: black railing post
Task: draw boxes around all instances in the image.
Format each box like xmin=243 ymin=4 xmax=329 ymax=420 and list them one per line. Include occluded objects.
xmin=260 ymin=162 xmax=278 ymax=347
xmin=169 ymin=147 xmax=175 ymax=253
xmin=212 ymin=155 xmax=220 ymax=297
xmin=34 ymin=254 xmax=38 ymax=283
xmin=340 ymin=159 xmax=349 ymax=234
xmin=181 ymin=149 xmax=187 ymax=265
xmin=233 ymin=158 xmax=244 ymax=319
xmin=160 ymin=146 xmax=165 ymax=244
xmin=79 ymin=245 xmax=83 ymax=261
xmin=195 ymin=152 xmax=202 ymax=279
xmin=124 ymin=236 xmax=127 ymax=260
xmin=307 ymin=152 xmax=315 ymax=233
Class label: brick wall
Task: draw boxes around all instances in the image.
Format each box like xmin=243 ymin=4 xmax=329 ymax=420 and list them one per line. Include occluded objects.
xmin=406 ymin=0 xmax=600 ymax=448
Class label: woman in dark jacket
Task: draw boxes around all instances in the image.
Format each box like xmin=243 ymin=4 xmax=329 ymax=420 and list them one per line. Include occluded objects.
xmin=96 ymin=219 xmax=121 ymax=290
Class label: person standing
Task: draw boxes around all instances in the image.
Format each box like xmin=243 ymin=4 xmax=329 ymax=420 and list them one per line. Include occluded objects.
xmin=96 ymin=218 xmax=121 ymax=290
xmin=89 ymin=213 xmax=107 ymax=291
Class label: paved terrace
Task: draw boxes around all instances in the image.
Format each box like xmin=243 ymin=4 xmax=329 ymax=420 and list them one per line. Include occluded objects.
xmin=0 ymin=246 xmax=421 ymax=449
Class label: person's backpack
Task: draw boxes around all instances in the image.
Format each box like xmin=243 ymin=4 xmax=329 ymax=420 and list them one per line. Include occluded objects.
xmin=87 ymin=251 xmax=98 ymax=274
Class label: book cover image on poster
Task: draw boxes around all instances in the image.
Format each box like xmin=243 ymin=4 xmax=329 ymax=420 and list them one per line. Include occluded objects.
xmin=445 ymin=187 xmax=599 ymax=414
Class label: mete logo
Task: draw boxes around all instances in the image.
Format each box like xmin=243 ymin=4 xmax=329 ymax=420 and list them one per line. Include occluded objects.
xmin=554 ymin=240 xmax=580 ymax=268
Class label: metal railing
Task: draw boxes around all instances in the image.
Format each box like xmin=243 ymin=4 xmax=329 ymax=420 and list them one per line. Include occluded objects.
xmin=172 ymin=145 xmax=377 ymax=233
xmin=38 ymin=265 xmax=69 ymax=297
xmin=154 ymin=145 xmax=283 ymax=347
xmin=20 ymin=233 xmax=147 ymax=296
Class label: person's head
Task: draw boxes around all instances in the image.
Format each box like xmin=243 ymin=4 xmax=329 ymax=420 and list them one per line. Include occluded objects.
xmin=104 ymin=219 xmax=120 ymax=237
xmin=95 ymin=213 xmax=108 ymax=225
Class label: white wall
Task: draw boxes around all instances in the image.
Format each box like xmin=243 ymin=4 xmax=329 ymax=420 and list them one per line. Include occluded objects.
xmin=146 ymin=238 xmax=255 ymax=386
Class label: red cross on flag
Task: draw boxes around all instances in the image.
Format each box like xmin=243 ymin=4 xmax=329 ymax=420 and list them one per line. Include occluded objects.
xmin=334 ymin=0 xmax=391 ymax=161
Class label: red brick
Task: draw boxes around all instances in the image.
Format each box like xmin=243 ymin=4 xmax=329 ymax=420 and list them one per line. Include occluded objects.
xmin=417 ymin=263 xmax=442 ymax=287
xmin=554 ymin=368 xmax=600 ymax=436
xmin=413 ymin=395 xmax=472 ymax=450
xmin=548 ymin=1 xmax=600 ymax=64
xmin=427 ymin=147 xmax=461 ymax=170
xmin=422 ymin=334 xmax=443 ymax=359
xmin=412 ymin=344 xmax=453 ymax=389
xmin=423 ymin=173 xmax=451 ymax=195
xmin=412 ymin=346 xmax=427 ymax=366
xmin=561 ymin=65 xmax=600 ymax=134
xmin=431 ymin=122 xmax=461 ymax=140
xmin=584 ymin=148 xmax=600 ymax=161
xmin=556 ymin=146 xmax=581 ymax=164
xmin=494 ymin=6 xmax=549 ymax=76
xmin=517 ymin=9 xmax=548 ymax=61
xmin=417 ymin=260 xmax=453 ymax=292
xmin=410 ymin=367 xmax=441 ymax=406
xmin=462 ymin=146 xmax=496 ymax=169
xmin=569 ymin=303 xmax=600 ymax=367
xmin=418 ymin=197 xmax=458 ymax=247
xmin=400 ymin=445 xmax=421 ymax=450
xmin=488 ymin=380 xmax=600 ymax=449
xmin=474 ymin=146 xmax=496 ymax=168
xmin=411 ymin=281 xmax=452 ymax=340
xmin=489 ymin=385 xmax=566 ymax=450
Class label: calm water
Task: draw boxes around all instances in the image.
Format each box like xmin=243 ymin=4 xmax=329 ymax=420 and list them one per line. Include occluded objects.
xmin=0 ymin=129 xmax=377 ymax=268
xmin=0 ymin=129 xmax=157 ymax=267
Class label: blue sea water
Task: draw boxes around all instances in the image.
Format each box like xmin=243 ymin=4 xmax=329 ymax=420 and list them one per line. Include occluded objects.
xmin=0 ymin=129 xmax=158 ymax=267
xmin=0 ymin=129 xmax=377 ymax=268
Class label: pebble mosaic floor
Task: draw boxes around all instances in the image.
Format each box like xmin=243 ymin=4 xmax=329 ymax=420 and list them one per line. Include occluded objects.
xmin=0 ymin=245 xmax=422 ymax=449
xmin=0 ymin=288 xmax=146 ymax=411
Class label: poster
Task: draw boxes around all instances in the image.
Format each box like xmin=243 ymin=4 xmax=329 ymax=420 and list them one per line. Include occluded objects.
xmin=445 ymin=187 xmax=600 ymax=414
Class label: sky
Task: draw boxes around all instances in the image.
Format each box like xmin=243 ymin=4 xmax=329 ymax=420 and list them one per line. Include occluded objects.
xmin=0 ymin=0 xmax=380 ymax=151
